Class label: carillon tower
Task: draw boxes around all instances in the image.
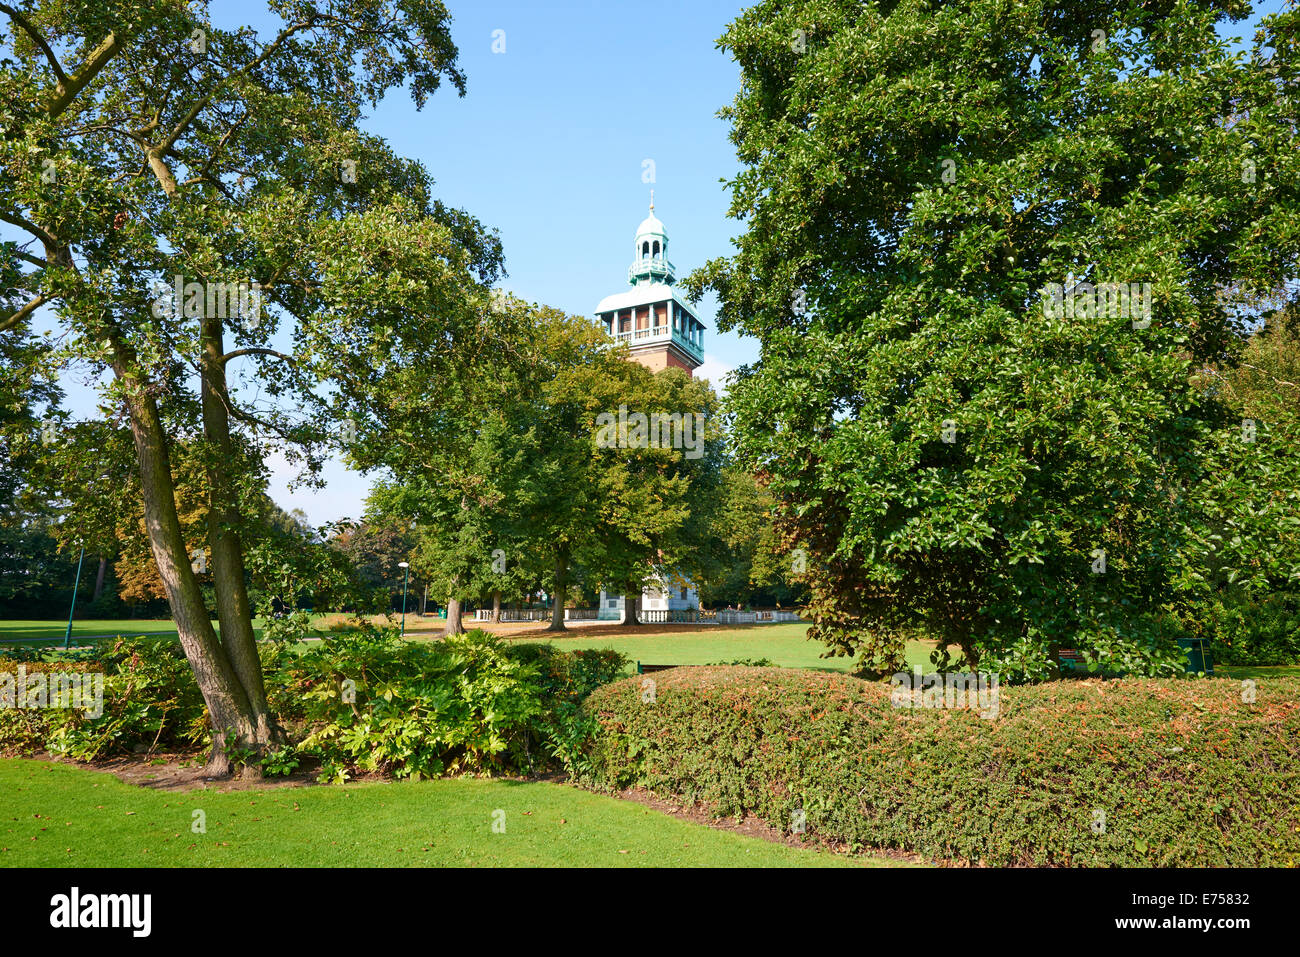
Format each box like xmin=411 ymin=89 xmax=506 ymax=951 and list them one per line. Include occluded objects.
xmin=595 ymin=193 xmax=706 ymax=375
xmin=593 ymin=193 xmax=704 ymax=623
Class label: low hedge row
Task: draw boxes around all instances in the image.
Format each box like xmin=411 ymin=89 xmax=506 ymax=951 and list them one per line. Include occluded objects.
xmin=579 ymin=667 xmax=1300 ymax=866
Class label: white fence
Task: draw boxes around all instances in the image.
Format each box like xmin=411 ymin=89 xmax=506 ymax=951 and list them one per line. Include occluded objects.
xmin=714 ymin=610 xmax=803 ymax=625
xmin=637 ymin=609 xmax=715 ymax=624
xmin=468 ymin=607 xmax=803 ymax=626
xmin=471 ymin=608 xmax=600 ymax=622
xmin=471 ymin=608 xmax=548 ymax=622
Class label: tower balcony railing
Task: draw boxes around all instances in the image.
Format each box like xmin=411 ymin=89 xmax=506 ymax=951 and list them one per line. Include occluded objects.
xmin=613 ymin=323 xmax=703 ymax=358
xmin=628 ymin=256 xmax=676 ymax=284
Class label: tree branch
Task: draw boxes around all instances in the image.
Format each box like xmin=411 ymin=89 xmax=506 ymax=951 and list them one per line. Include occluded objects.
xmin=10 ymin=248 xmax=49 ymax=268
xmin=0 ymin=3 xmax=69 ymax=87
xmin=1239 ymin=361 xmax=1300 ymax=393
xmin=219 ymin=347 xmax=295 ymax=366
xmin=0 ymin=209 xmax=58 ymax=252
xmin=0 ymin=292 xmax=49 ymax=333
xmin=154 ymin=18 xmax=315 ymax=159
xmin=227 ymin=403 xmax=300 ymax=443
xmin=48 ymin=30 xmax=122 ymax=118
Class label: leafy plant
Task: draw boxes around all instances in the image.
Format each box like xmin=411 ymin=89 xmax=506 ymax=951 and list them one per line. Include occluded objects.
xmin=0 ymin=637 xmax=208 ymax=761
xmin=260 ymin=745 xmax=301 ymax=777
xmin=275 ymin=628 xmax=544 ymax=780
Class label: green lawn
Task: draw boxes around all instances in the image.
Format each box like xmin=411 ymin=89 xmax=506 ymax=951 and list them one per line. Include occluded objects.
xmin=0 ymin=618 xmax=187 ymax=644
xmin=493 ymin=622 xmax=937 ymax=673
xmin=7 ymin=617 xmax=1295 ymax=679
xmin=0 ymin=617 xmax=931 ymax=671
xmin=0 ymin=758 xmax=898 ymax=868
xmin=0 ymin=615 xmax=381 ymax=646
xmin=1216 ymin=663 xmax=1300 ymax=679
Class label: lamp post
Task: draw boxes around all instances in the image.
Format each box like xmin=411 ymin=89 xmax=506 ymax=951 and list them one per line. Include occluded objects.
xmin=63 ymin=543 xmax=86 ymax=650
xmin=398 ymin=562 xmax=410 ymax=636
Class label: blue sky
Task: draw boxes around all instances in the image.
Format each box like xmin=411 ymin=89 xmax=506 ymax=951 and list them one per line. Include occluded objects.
xmin=374 ymin=0 xmax=750 ymax=347
xmin=257 ymin=0 xmax=756 ymax=524
xmin=21 ymin=0 xmax=755 ymax=526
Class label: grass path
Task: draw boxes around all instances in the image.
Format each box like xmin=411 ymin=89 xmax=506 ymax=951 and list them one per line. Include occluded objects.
xmin=0 ymin=758 xmax=899 ymax=868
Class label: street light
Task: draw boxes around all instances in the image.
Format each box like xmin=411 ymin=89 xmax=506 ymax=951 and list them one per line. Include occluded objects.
xmin=63 ymin=543 xmax=85 ymax=650
xmin=398 ymin=562 xmax=410 ymax=636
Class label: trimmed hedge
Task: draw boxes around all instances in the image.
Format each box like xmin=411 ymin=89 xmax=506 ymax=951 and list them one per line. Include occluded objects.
xmin=580 ymin=667 xmax=1300 ymax=866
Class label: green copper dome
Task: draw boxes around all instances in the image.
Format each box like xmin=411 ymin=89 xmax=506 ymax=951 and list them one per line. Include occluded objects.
xmin=630 ymin=191 xmax=674 ymax=285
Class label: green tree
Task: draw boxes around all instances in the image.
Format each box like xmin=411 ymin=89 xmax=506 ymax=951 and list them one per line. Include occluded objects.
xmin=363 ymin=300 xmax=724 ymax=631
xmin=688 ymin=0 xmax=1299 ymax=678
xmin=1 ymin=1 xmax=503 ymax=773
xmin=357 ymin=302 xmax=602 ymax=633
xmin=697 ymin=465 xmax=805 ymax=608
xmin=328 ymin=518 xmax=416 ymax=611
xmin=1179 ymin=290 xmax=1300 ymax=655
xmin=0 ymin=317 xmax=71 ymax=616
xmin=362 ymin=479 xmax=526 ymax=636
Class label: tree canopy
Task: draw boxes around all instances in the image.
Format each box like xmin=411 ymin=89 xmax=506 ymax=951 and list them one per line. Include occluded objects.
xmin=688 ymin=0 xmax=1299 ymax=677
xmin=1 ymin=0 xmax=505 ymax=773
xmin=362 ymin=298 xmax=725 ymax=631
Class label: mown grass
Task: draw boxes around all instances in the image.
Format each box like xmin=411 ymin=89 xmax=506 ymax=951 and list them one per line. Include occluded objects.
xmin=0 ymin=617 xmax=922 ymax=672
xmin=0 ymin=619 xmax=189 ymax=644
xmin=491 ymin=622 xmax=936 ymax=673
xmin=0 ymin=758 xmax=898 ymax=868
xmin=6 ymin=616 xmax=1296 ymax=677
xmin=0 ymin=615 xmax=388 ymax=647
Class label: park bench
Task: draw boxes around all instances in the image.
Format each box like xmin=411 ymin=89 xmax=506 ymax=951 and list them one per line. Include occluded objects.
xmin=1057 ymin=648 xmax=1087 ymax=674
xmin=635 ymin=662 xmax=682 ymax=674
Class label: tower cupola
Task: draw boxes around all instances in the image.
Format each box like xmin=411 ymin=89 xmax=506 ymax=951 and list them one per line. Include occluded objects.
xmin=630 ymin=191 xmax=675 ymax=285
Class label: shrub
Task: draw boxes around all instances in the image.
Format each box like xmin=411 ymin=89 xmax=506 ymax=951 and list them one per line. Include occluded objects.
xmin=1188 ymin=591 xmax=1300 ymax=666
xmin=0 ymin=656 xmax=101 ymax=753
xmin=0 ymin=638 xmax=207 ymax=760
xmin=506 ymin=643 xmax=626 ymax=703
xmin=580 ymin=667 xmax=1300 ymax=866
xmin=274 ymin=628 xmax=544 ymax=781
xmin=506 ymin=643 xmax=626 ymax=776
xmin=0 ymin=644 xmax=101 ymax=664
xmin=1 ymin=629 xmax=630 ymax=781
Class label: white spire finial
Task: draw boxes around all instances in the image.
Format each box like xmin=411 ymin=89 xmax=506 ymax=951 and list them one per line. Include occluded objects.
xmin=649 ymin=189 xmax=654 ymax=213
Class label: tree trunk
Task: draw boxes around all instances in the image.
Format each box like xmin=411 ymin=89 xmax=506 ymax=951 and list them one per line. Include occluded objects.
xmin=623 ymin=590 xmax=643 ymax=627
xmin=200 ymin=315 xmax=280 ymax=775
xmin=443 ymin=596 xmax=465 ymax=636
xmin=546 ymin=548 xmax=568 ymax=632
xmin=491 ymin=590 xmax=501 ymax=623
xmin=420 ymin=583 xmax=428 ymax=616
xmin=115 ymin=346 xmax=262 ymax=777
xmin=91 ymin=556 xmax=107 ymax=604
